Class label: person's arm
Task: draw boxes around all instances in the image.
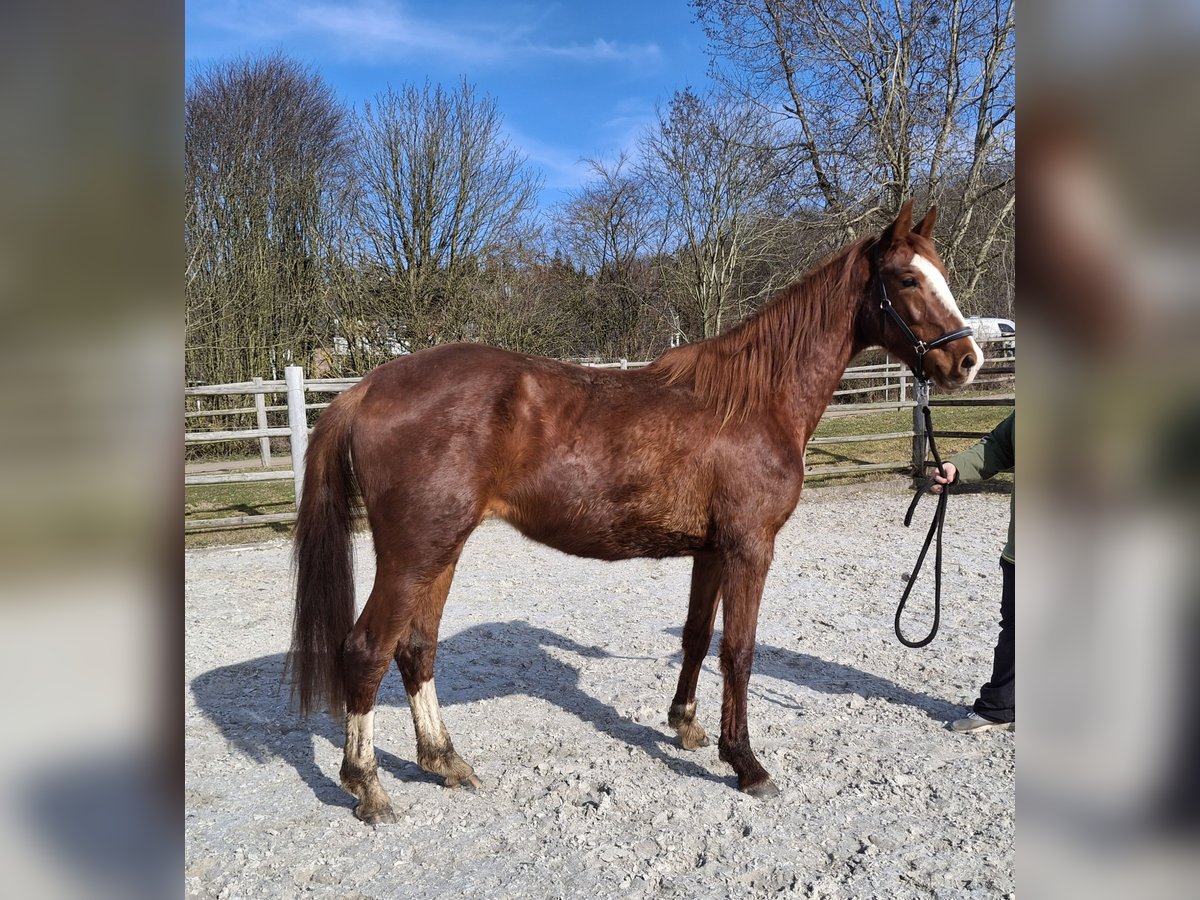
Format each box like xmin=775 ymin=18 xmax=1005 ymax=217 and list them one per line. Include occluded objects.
xmin=932 ymin=412 xmax=1014 ymax=489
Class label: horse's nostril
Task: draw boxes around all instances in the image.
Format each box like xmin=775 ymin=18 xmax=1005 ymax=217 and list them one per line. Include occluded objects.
xmin=961 ymin=355 xmax=975 ymax=372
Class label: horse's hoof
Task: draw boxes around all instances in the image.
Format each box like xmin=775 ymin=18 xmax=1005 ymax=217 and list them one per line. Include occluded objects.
xmin=447 ymin=772 xmax=483 ymax=791
xmin=742 ymin=778 xmax=781 ymax=800
xmin=675 ymin=718 xmax=711 ymax=751
xmin=355 ymin=803 xmax=398 ymax=825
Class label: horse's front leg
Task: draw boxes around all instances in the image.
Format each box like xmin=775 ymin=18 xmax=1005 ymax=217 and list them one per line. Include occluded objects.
xmin=669 ymin=552 xmax=723 ymax=750
xmin=717 ymin=543 xmax=779 ymax=798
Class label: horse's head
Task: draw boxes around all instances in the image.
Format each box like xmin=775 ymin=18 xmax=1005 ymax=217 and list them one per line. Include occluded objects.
xmin=866 ymin=201 xmax=983 ymax=390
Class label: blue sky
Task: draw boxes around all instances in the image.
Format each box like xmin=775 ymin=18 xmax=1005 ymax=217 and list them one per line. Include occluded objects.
xmin=186 ymin=1 xmax=714 ymax=210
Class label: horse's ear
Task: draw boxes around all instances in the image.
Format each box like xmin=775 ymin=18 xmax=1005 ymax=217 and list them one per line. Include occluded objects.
xmin=913 ymin=205 xmax=937 ymax=238
xmin=879 ymin=199 xmax=914 ymax=248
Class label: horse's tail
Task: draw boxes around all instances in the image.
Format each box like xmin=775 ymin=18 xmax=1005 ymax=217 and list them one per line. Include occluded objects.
xmin=287 ymin=385 xmax=365 ymax=718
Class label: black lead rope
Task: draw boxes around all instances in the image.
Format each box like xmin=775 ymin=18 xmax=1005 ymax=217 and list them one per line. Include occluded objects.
xmin=870 ymin=241 xmax=974 ymax=649
xmin=894 ymin=404 xmax=948 ymax=648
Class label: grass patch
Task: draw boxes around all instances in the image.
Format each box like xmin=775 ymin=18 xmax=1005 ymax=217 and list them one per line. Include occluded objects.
xmin=185 ymin=476 xmax=297 ymax=549
xmin=187 ymin=521 xmax=296 ymax=550
xmin=803 ymin=389 xmax=1011 ymax=487
xmin=185 ymin=478 xmax=295 ymax=515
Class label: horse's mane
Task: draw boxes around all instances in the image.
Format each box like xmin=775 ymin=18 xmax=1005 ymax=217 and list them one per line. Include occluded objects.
xmin=648 ymin=237 xmax=871 ymax=423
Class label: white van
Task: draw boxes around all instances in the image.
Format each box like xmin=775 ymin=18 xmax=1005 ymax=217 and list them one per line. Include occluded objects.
xmin=965 ymin=317 xmax=1015 ymax=341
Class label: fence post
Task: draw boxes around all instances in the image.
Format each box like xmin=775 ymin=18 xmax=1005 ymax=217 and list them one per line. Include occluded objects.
xmin=619 ymin=357 xmax=628 ymax=370
xmin=285 ymin=366 xmax=308 ymax=509
xmin=911 ymin=378 xmax=930 ymax=480
xmin=253 ymin=377 xmax=271 ymax=468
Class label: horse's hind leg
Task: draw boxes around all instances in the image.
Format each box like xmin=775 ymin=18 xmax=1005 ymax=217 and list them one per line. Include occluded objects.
xmin=341 ymin=706 xmax=393 ymax=824
xmin=339 ymin=554 xmax=474 ymax=821
xmin=339 ymin=567 xmax=416 ymax=825
xmin=394 ymin=561 xmax=481 ymax=789
xmin=669 ymin=553 xmax=722 ymax=750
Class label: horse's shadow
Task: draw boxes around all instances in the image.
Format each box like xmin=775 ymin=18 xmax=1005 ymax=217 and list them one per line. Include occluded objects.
xmin=190 ymin=620 xmax=721 ymax=809
xmin=190 ymin=620 xmax=955 ymax=811
xmin=662 ymin=628 xmax=962 ymax=723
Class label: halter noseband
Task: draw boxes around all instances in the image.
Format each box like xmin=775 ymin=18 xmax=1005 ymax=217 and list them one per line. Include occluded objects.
xmin=873 ymin=244 xmax=974 ymax=383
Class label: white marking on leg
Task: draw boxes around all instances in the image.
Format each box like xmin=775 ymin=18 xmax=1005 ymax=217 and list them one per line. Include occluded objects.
xmin=911 ymin=253 xmax=984 ymax=382
xmin=408 ymin=679 xmax=450 ymax=750
xmin=343 ymin=708 xmax=397 ymax=820
xmin=345 ymin=710 xmax=375 ymax=768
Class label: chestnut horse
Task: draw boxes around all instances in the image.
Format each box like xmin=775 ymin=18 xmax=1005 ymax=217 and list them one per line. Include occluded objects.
xmin=289 ymin=201 xmax=982 ymax=823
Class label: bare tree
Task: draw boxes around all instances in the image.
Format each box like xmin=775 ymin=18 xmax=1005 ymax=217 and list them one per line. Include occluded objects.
xmin=457 ymin=240 xmax=582 ymax=359
xmin=553 ymin=154 xmax=662 ymax=278
xmin=641 ymin=88 xmax=792 ymax=339
xmin=693 ymin=0 xmax=1014 ymax=308
xmin=551 ymin=153 xmax=667 ymax=354
xmin=185 ymin=53 xmax=353 ymax=384
xmin=353 ymin=79 xmax=542 ymax=347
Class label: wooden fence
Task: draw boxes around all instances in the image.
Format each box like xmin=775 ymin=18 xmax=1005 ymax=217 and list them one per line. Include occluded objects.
xmin=185 ymin=338 xmax=1014 ymax=531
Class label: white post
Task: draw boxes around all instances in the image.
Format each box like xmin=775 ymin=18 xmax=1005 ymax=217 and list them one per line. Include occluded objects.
xmin=285 ymin=366 xmax=308 ymax=509
xmin=253 ymin=377 xmax=271 ymax=467
xmin=619 ymin=357 xmax=628 ymax=370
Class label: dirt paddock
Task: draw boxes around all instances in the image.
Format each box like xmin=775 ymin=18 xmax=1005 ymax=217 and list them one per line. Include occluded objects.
xmin=185 ymin=480 xmax=1014 ymax=898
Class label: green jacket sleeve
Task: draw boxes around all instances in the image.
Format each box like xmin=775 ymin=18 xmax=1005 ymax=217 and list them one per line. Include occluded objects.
xmin=947 ymin=411 xmax=1015 ymax=564
xmin=948 ymin=412 xmax=1014 ymax=484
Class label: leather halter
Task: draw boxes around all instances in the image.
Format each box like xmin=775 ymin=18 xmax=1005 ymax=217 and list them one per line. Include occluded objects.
xmin=872 ymin=244 xmax=974 ymax=383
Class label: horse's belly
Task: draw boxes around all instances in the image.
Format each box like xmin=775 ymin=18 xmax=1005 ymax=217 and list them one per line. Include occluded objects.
xmin=524 ymin=522 xmax=707 ymax=561
xmin=497 ymin=499 xmax=708 ymax=561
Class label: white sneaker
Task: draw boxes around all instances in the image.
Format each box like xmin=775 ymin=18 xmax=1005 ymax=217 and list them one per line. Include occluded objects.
xmin=951 ymin=711 xmax=1015 ymax=733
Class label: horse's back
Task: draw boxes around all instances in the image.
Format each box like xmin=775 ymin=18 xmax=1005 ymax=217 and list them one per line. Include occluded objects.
xmin=350 ymin=342 xmax=672 ymax=451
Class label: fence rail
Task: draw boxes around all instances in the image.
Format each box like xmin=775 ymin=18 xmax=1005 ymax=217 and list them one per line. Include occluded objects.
xmin=185 ymin=337 xmax=1014 ymax=531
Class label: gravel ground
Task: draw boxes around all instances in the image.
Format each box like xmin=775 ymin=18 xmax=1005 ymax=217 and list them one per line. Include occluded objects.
xmin=185 ymin=480 xmax=1014 ymax=899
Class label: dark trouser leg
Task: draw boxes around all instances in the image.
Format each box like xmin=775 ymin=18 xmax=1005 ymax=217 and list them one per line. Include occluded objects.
xmin=974 ymin=558 xmax=1015 ymax=723
xmin=1148 ymin=586 xmax=1200 ymax=830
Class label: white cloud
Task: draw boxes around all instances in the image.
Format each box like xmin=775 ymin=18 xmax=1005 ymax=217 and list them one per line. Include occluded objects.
xmin=503 ymin=125 xmax=592 ymax=193
xmin=538 ymin=37 xmax=661 ymax=66
xmin=188 ymin=0 xmax=660 ymax=69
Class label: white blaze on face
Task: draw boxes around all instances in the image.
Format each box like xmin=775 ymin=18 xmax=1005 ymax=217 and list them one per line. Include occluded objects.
xmin=911 ymin=253 xmax=983 ymax=382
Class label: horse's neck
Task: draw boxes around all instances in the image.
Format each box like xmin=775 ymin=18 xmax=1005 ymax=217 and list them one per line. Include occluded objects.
xmin=770 ymin=313 xmax=860 ymax=441
xmin=651 ymin=254 xmax=866 ymax=431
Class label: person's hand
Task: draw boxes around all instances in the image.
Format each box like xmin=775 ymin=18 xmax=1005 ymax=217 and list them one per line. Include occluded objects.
xmin=929 ymin=462 xmax=958 ymax=494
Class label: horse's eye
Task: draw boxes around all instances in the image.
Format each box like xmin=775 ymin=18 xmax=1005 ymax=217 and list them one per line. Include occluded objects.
xmin=901 ymin=277 xmax=918 ymax=288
